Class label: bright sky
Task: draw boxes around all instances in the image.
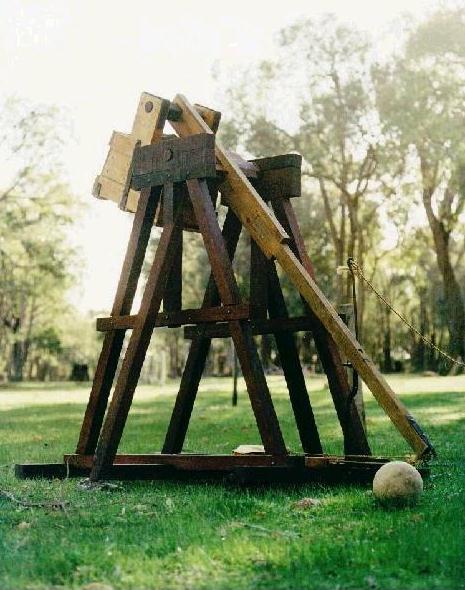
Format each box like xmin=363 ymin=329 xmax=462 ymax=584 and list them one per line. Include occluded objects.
xmin=0 ymin=0 xmax=440 ymax=312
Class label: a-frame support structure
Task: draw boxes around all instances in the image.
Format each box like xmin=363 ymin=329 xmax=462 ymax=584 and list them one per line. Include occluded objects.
xmin=16 ymin=93 xmax=434 ymax=484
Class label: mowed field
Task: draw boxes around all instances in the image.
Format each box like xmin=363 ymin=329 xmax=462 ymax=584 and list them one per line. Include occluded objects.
xmin=0 ymin=374 xmax=464 ymax=590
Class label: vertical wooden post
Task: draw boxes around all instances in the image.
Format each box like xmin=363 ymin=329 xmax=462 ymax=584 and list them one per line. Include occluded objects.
xmin=265 ymin=258 xmax=323 ymax=454
xmin=187 ymin=179 xmax=287 ymax=456
xmin=339 ymin=302 xmax=366 ymax=429
xmin=162 ymin=183 xmax=183 ymax=321
xmin=231 ymin=340 xmax=239 ymax=407
xmin=162 ymin=208 xmax=243 ymax=453
xmin=272 ymin=198 xmax=371 ymax=455
xmin=250 ymin=240 xmax=268 ymax=319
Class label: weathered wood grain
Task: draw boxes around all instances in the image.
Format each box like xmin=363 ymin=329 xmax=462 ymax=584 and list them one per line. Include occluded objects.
xmin=96 ymin=303 xmax=251 ymax=332
xmin=76 ymin=186 xmax=161 ymax=455
xmin=171 ymin=94 xmax=433 ymax=459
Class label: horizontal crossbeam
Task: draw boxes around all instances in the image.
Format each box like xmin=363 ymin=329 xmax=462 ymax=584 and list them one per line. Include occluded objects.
xmin=183 ymin=316 xmax=314 ymax=339
xmin=15 ymin=454 xmax=428 ymax=484
xmin=96 ymin=304 xmax=250 ymax=332
xmin=131 ymin=133 xmax=217 ymax=190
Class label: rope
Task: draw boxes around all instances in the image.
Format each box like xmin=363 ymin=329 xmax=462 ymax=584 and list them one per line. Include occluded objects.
xmin=346 ymin=257 xmax=465 ymax=369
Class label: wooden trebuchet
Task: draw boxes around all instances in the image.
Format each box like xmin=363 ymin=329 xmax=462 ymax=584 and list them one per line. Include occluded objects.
xmin=15 ymin=91 xmax=433 ymax=487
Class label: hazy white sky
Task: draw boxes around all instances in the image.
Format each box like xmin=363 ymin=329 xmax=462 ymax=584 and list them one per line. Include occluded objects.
xmin=0 ymin=0 xmax=441 ymax=311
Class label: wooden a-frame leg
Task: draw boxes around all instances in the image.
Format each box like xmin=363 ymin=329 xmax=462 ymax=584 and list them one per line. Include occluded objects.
xmin=90 ymin=199 xmax=184 ymax=480
xmin=163 ymin=183 xmax=183 ymax=317
xmin=162 ymin=208 xmax=242 ymax=454
xmin=76 ymin=187 xmax=162 ymax=455
xmin=263 ymin=252 xmax=323 ymax=455
xmin=272 ymin=198 xmax=371 ymax=456
xmin=187 ymin=179 xmax=287 ymax=457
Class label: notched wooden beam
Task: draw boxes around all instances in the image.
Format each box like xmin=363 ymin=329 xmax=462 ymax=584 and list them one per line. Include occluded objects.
xmin=96 ymin=303 xmax=251 ymax=332
xmin=131 ymin=133 xmax=217 ymax=189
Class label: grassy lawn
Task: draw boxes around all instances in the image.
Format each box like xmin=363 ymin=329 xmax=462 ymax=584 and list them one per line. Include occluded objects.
xmin=0 ymin=375 xmax=464 ymax=590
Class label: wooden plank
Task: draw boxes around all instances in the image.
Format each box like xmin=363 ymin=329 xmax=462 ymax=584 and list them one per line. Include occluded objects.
xmin=90 ymin=199 xmax=185 ymax=480
xmin=184 ymin=316 xmax=315 ymax=339
xmin=131 ymin=93 xmax=171 ymax=145
xmin=162 ymin=184 xmax=183 ymax=319
xmin=171 ymin=96 xmax=433 ymax=459
xmin=170 ymin=95 xmax=289 ymax=258
xmin=194 ymin=103 xmax=221 ymax=132
xmin=97 ymin=304 xmax=250 ymax=332
xmin=338 ymin=302 xmax=366 ymax=429
xmin=13 ymin=462 xmax=384 ymax=484
xmin=94 ymin=94 xmax=171 ymax=211
xmin=187 ymin=178 xmax=287 ymax=457
xmin=249 ymin=240 xmax=268 ymax=319
xmin=102 ymin=144 xmax=134 ymax=185
xmin=76 ymin=186 xmax=162 ymax=455
xmin=93 ymin=132 xmax=137 ymax=201
xmin=272 ymin=198 xmax=370 ymax=456
xmin=251 ymin=155 xmax=302 ymax=202
xmin=131 ymin=133 xmax=217 ymax=189
xmin=67 ymin=453 xmax=299 ymax=469
xmin=265 ymin=258 xmax=323 ymax=454
xmin=119 ymin=94 xmax=171 ymax=211
xmin=251 ymin=154 xmax=302 ymax=171
xmin=93 ymin=174 xmax=126 ymax=202
xmin=162 ymin=209 xmax=243 ymax=454
xmin=16 ymin=456 xmax=429 ymax=483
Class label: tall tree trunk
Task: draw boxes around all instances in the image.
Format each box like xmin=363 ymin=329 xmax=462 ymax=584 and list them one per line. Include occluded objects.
xmin=423 ymin=187 xmax=465 ymax=363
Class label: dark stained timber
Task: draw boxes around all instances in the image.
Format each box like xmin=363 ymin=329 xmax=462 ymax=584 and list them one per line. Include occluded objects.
xmin=272 ymin=198 xmax=371 ymax=456
xmin=131 ymin=133 xmax=217 ymax=189
xmin=162 ymin=208 xmax=244 ymax=453
xmin=265 ymin=258 xmax=323 ymax=454
xmin=183 ymin=316 xmax=315 ymax=339
xmin=76 ymin=186 xmax=162 ymax=455
xmin=90 ymin=199 xmax=185 ymax=480
xmin=16 ymin=455 xmax=429 ymax=485
xmin=96 ymin=304 xmax=251 ymax=332
xmin=249 ymin=240 xmax=268 ymax=319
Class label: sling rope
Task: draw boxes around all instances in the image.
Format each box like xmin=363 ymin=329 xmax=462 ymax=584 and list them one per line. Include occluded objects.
xmin=346 ymin=257 xmax=465 ymax=368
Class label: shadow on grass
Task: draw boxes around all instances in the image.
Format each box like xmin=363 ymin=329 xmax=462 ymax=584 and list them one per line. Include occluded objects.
xmin=2 ymin=388 xmax=464 ymax=462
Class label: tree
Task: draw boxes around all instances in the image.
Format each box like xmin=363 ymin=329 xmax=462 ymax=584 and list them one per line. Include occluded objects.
xmin=374 ymin=9 xmax=465 ymax=364
xmin=216 ymin=16 xmax=396 ymax=342
xmin=0 ymin=97 xmax=79 ymax=380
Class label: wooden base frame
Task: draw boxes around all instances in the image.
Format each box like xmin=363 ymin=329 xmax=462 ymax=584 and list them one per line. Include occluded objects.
xmin=15 ymin=454 xmax=429 ymax=485
xmin=15 ymin=92 xmax=434 ymax=485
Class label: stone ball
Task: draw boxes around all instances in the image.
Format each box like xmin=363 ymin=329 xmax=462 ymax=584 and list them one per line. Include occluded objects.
xmin=373 ymin=461 xmax=423 ymax=507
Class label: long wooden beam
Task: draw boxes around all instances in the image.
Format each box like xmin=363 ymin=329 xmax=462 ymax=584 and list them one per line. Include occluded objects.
xmin=17 ymin=454 xmax=428 ymax=484
xmin=184 ymin=316 xmax=315 ymax=339
xmin=96 ymin=304 xmax=250 ymax=332
xmin=169 ymin=93 xmax=434 ymax=459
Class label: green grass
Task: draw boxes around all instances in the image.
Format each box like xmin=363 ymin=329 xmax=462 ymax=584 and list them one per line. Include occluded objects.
xmin=0 ymin=375 xmax=464 ymax=590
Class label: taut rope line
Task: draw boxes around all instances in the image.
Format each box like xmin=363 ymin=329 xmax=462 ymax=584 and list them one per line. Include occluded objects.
xmin=347 ymin=257 xmax=465 ymax=369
